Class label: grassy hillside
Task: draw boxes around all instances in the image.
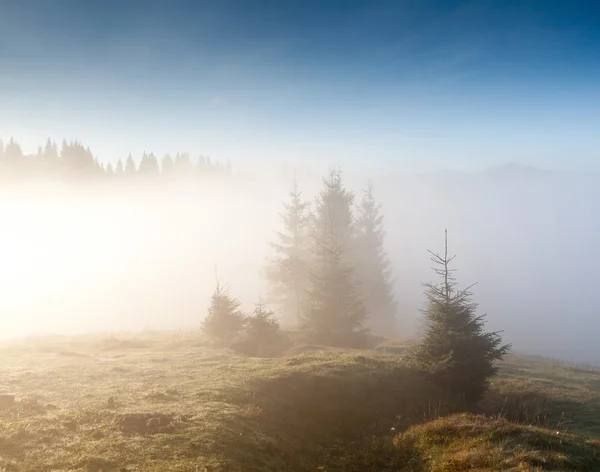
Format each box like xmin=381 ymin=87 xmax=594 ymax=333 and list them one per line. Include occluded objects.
xmin=393 ymin=414 xmax=600 ymax=471
xmin=0 ymin=332 xmax=599 ymax=471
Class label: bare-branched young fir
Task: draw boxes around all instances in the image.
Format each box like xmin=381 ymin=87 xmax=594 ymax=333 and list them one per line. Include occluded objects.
xmin=414 ymin=230 xmax=510 ymax=405
xmin=354 ymin=181 xmax=397 ymax=337
xmin=263 ymin=175 xmax=311 ymax=327
xmin=301 ymin=168 xmax=367 ymax=347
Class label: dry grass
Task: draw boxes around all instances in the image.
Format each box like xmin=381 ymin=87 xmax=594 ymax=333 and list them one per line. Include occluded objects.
xmin=0 ymin=333 xmax=599 ymax=471
xmin=0 ymin=331 xmax=439 ymax=471
xmin=393 ymin=413 xmax=600 ymax=471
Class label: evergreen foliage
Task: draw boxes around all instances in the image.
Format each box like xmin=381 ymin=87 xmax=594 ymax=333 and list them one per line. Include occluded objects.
xmin=202 ymin=282 xmax=245 ymax=341
xmin=138 ymin=152 xmax=159 ymax=175
xmin=354 ymin=181 xmax=397 ymax=337
xmin=233 ymin=300 xmax=283 ymax=357
xmin=301 ymin=168 xmax=368 ymax=347
xmin=125 ymin=154 xmax=137 ymax=175
xmin=413 ymin=230 xmax=511 ymax=405
xmin=263 ymin=175 xmax=311 ymax=326
xmin=0 ymin=137 xmax=234 ymax=183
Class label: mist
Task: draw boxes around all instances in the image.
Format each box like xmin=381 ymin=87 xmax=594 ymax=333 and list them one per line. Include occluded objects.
xmin=0 ymin=164 xmax=598 ymax=364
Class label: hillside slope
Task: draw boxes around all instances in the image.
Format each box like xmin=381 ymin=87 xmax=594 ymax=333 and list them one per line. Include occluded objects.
xmin=0 ymin=333 xmax=599 ymax=471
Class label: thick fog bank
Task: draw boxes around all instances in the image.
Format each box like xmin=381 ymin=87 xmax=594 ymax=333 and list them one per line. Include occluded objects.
xmin=1 ymin=168 xmax=599 ymax=364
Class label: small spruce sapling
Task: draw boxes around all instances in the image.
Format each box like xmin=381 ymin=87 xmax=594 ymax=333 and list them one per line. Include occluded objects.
xmin=413 ymin=230 xmax=511 ymax=405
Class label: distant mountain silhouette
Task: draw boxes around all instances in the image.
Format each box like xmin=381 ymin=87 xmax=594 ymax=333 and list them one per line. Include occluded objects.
xmin=481 ymin=162 xmax=548 ymax=178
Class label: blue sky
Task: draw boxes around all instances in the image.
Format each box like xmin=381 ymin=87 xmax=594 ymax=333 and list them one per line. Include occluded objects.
xmin=1 ymin=0 xmax=600 ymax=172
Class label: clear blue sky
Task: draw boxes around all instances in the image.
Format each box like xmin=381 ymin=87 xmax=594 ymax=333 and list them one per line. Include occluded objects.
xmin=1 ymin=0 xmax=600 ymax=172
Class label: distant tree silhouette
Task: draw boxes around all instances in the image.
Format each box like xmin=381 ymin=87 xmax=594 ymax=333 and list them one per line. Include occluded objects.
xmin=195 ymin=155 xmax=207 ymax=176
xmin=3 ymin=138 xmax=23 ymax=175
xmin=301 ymin=168 xmax=367 ymax=347
xmin=161 ymin=154 xmax=175 ymax=175
xmin=43 ymin=139 xmax=59 ymax=162
xmin=115 ymin=159 xmax=124 ymax=176
xmin=174 ymin=153 xmax=193 ymax=175
xmin=354 ymin=181 xmax=397 ymax=337
xmin=264 ymin=175 xmax=312 ymax=326
xmin=412 ymin=230 xmax=511 ymax=405
xmin=5 ymin=138 xmax=23 ymax=161
xmin=138 ymin=152 xmax=159 ymax=175
xmin=0 ymin=137 xmax=234 ymax=183
xmin=61 ymin=141 xmax=97 ymax=178
xmin=125 ymin=154 xmax=136 ymax=175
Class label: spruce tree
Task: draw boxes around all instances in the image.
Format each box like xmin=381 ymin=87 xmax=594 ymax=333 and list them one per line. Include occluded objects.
xmin=125 ymin=154 xmax=136 ymax=175
xmin=263 ymin=175 xmax=311 ymax=326
xmin=301 ymin=168 xmax=367 ymax=347
xmin=413 ymin=230 xmax=510 ymax=405
xmin=202 ymin=281 xmax=245 ymax=341
xmin=43 ymin=139 xmax=59 ymax=160
xmin=115 ymin=159 xmax=124 ymax=176
xmin=138 ymin=152 xmax=159 ymax=175
xmin=161 ymin=154 xmax=175 ymax=175
xmin=233 ymin=300 xmax=282 ymax=357
xmin=174 ymin=153 xmax=193 ymax=175
xmin=354 ymin=181 xmax=397 ymax=337
xmin=4 ymin=138 xmax=23 ymax=172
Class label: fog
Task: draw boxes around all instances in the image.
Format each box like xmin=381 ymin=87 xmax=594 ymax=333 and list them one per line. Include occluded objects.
xmin=1 ymin=165 xmax=599 ymax=364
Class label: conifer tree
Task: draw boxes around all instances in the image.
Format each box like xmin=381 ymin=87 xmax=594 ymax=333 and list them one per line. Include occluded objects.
xmin=125 ymin=154 xmax=136 ymax=175
xmin=264 ymin=175 xmax=312 ymax=326
xmin=43 ymin=139 xmax=59 ymax=160
xmin=5 ymin=138 xmax=23 ymax=165
xmin=138 ymin=152 xmax=159 ymax=175
xmin=115 ymin=159 xmax=124 ymax=176
xmin=413 ymin=230 xmax=510 ymax=405
xmin=161 ymin=154 xmax=175 ymax=175
xmin=105 ymin=163 xmax=115 ymax=176
xmin=354 ymin=181 xmax=397 ymax=337
xmin=301 ymin=168 xmax=367 ymax=347
xmin=196 ymin=155 xmax=206 ymax=172
xmin=245 ymin=300 xmax=280 ymax=340
xmin=174 ymin=153 xmax=192 ymax=174
xmin=202 ymin=281 xmax=245 ymax=340
xmin=233 ymin=299 xmax=282 ymax=356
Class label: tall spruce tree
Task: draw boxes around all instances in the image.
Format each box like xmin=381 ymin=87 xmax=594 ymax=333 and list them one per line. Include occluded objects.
xmin=301 ymin=168 xmax=367 ymax=347
xmin=354 ymin=181 xmax=397 ymax=337
xmin=263 ymin=175 xmax=311 ymax=326
xmin=413 ymin=230 xmax=510 ymax=405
